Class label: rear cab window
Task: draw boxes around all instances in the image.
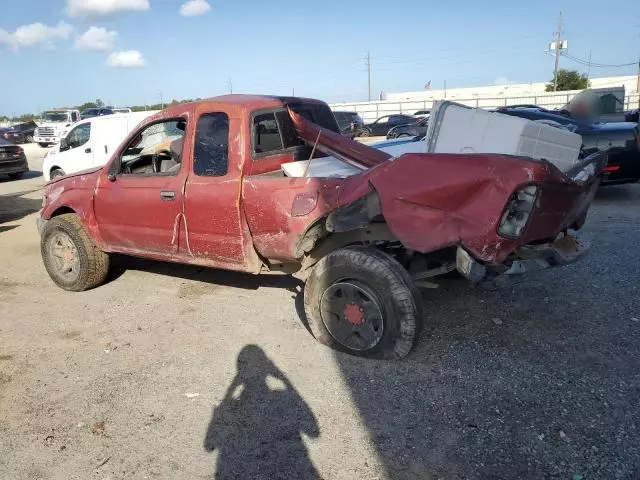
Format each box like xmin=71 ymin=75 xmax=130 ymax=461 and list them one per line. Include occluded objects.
xmin=251 ymin=102 xmax=339 ymax=159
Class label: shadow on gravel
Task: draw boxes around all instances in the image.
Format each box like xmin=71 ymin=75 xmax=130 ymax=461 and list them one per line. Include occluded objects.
xmin=0 ymin=170 xmax=42 ymax=183
xmin=594 ymin=184 xmax=640 ymax=203
xmin=0 ymin=191 xmax=42 ymax=224
xmin=204 ymin=345 xmax=320 ymax=480
xmin=108 ymin=255 xmax=300 ymax=292
xmin=330 ymin=266 xmax=640 ymax=479
xmin=0 ymin=225 xmax=19 ymax=234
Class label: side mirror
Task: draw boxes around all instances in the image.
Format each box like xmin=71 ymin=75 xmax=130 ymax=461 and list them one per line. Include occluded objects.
xmin=59 ymin=137 xmax=69 ymax=151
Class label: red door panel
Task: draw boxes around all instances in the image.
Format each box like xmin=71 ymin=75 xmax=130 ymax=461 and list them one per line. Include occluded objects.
xmin=94 ymin=174 xmax=185 ymax=256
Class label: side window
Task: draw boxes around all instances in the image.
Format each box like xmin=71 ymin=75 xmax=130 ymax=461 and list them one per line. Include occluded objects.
xmin=194 ymin=113 xmax=229 ymax=177
xmin=71 ymin=112 xmax=79 ymax=122
xmin=66 ymin=123 xmax=91 ymax=149
xmin=119 ymin=119 xmax=186 ymax=175
xmin=253 ymin=113 xmax=284 ymax=155
xmin=376 ymin=116 xmax=389 ymax=124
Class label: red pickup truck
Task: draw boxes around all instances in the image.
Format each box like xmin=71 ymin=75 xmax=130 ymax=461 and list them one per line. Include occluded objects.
xmin=38 ymin=95 xmax=602 ymax=359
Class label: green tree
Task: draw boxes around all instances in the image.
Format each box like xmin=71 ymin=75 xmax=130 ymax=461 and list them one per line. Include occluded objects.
xmin=95 ymin=99 xmax=105 ymax=108
xmin=545 ymin=69 xmax=590 ymax=92
xmin=77 ymin=102 xmax=98 ymax=111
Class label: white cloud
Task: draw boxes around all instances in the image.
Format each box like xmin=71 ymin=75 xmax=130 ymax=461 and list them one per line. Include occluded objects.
xmin=66 ymin=0 xmax=150 ymax=17
xmin=494 ymin=76 xmax=512 ymax=86
xmin=75 ymin=27 xmax=118 ymax=51
xmin=180 ymin=0 xmax=211 ymax=16
xmin=105 ymin=50 xmax=146 ymax=68
xmin=0 ymin=22 xmax=73 ymax=49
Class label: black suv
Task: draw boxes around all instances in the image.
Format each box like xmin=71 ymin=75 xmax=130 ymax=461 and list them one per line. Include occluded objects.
xmin=80 ymin=108 xmax=114 ymax=119
xmin=0 ymin=121 xmax=37 ymax=144
xmin=333 ymin=111 xmax=364 ymax=138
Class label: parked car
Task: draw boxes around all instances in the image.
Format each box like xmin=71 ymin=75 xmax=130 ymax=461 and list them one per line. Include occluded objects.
xmin=34 ymin=109 xmax=81 ymax=147
xmin=496 ymin=105 xmax=640 ymax=186
xmin=42 ymin=111 xmax=158 ymax=181
xmin=333 ymin=111 xmax=364 ymax=137
xmin=387 ymin=117 xmax=428 ymax=139
xmin=0 ymin=121 xmax=37 ymax=144
xmin=0 ymin=139 xmax=28 ymax=180
xmin=359 ymin=114 xmax=417 ymax=137
xmin=80 ymin=108 xmax=114 ymax=119
xmin=113 ymin=108 xmax=133 ymax=114
xmin=38 ymin=94 xmax=600 ymax=360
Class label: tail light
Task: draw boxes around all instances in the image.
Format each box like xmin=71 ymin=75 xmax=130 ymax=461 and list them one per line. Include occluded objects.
xmin=498 ymin=185 xmax=538 ymax=238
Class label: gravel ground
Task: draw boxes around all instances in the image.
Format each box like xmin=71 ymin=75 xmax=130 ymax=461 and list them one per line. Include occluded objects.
xmin=0 ymin=145 xmax=639 ymax=479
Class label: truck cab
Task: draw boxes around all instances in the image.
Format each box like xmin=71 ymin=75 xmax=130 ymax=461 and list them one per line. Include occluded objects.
xmin=34 ymin=109 xmax=81 ymax=147
xmin=37 ymin=95 xmax=603 ymax=360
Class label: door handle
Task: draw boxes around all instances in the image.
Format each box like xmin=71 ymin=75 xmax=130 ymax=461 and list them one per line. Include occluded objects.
xmin=160 ymin=190 xmax=176 ymax=201
xmin=85 ymin=148 xmax=92 ymax=153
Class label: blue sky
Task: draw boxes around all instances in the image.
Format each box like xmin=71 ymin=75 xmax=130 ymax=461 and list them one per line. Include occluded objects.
xmin=0 ymin=0 xmax=638 ymax=116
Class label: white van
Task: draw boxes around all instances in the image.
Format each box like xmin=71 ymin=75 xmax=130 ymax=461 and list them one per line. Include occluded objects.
xmin=43 ymin=111 xmax=158 ymax=181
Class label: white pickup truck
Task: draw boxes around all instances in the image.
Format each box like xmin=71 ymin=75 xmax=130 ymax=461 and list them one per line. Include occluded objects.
xmin=34 ymin=109 xmax=81 ymax=147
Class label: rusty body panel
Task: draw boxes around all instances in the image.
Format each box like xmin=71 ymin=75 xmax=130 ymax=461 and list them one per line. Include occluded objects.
xmin=41 ymin=94 xmax=599 ymax=279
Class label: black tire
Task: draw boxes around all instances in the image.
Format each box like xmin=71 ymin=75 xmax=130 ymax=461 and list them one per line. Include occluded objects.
xmin=25 ymin=135 xmax=33 ymax=143
xmin=41 ymin=214 xmax=110 ymax=292
xmin=304 ymin=246 xmax=423 ymax=360
xmin=359 ymin=128 xmax=371 ymax=137
xmin=50 ymin=168 xmax=65 ymax=180
xmin=38 ymin=143 xmax=49 ymax=148
xmin=8 ymin=172 xmax=24 ymax=180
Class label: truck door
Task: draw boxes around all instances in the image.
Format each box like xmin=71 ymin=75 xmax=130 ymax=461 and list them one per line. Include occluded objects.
xmin=181 ymin=110 xmax=261 ymax=272
xmin=93 ymin=118 xmax=187 ymax=256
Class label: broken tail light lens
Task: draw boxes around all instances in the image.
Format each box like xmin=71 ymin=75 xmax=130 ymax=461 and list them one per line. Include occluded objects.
xmin=498 ymin=185 xmax=538 ymax=238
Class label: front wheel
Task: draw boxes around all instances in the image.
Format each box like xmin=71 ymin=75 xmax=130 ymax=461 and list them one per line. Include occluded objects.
xmin=50 ymin=168 xmax=65 ymax=180
xmin=359 ymin=128 xmax=371 ymax=137
xmin=304 ymin=246 xmax=423 ymax=360
xmin=41 ymin=214 xmax=110 ymax=292
xmin=25 ymin=135 xmax=34 ymax=143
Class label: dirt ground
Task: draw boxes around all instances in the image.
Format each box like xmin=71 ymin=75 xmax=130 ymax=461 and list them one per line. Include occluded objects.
xmin=1 ymin=145 xmax=639 ymax=479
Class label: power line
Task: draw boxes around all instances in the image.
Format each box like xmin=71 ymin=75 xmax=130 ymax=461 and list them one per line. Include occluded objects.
xmin=562 ymin=52 xmax=637 ymax=68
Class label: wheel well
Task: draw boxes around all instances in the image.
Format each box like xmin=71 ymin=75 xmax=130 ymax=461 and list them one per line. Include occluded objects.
xmin=50 ymin=206 xmax=76 ymax=218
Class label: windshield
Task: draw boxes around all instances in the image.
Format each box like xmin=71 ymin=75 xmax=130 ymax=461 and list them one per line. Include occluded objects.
xmin=42 ymin=112 xmax=69 ymax=122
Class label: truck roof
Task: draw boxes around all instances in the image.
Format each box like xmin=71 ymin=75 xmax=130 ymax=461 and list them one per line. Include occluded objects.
xmin=158 ymin=94 xmax=328 ymax=117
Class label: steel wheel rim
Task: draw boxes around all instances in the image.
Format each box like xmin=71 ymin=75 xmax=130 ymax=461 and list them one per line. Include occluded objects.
xmin=47 ymin=231 xmax=80 ymax=281
xmin=320 ymin=280 xmax=384 ymax=351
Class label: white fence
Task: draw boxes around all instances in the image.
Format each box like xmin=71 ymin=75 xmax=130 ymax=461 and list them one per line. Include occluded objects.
xmin=330 ymin=92 xmax=640 ymax=123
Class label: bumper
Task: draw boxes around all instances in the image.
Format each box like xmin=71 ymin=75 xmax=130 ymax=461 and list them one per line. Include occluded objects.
xmin=34 ymin=137 xmax=59 ymax=145
xmin=456 ymin=234 xmax=589 ymax=281
xmin=0 ymin=156 xmax=29 ymax=175
xmin=36 ymin=216 xmax=47 ymax=236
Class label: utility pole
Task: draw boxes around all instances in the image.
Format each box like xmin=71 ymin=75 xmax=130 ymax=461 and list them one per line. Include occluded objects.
xmin=586 ymin=49 xmax=592 ymax=80
xmin=552 ymin=11 xmax=564 ymax=92
xmin=365 ymin=52 xmax=371 ymax=102
xmin=159 ymin=92 xmax=163 ymax=109
xmin=227 ymin=78 xmax=233 ymax=94
xmin=444 ymin=80 xmax=447 ymax=99
xmin=636 ymin=56 xmax=640 ymax=108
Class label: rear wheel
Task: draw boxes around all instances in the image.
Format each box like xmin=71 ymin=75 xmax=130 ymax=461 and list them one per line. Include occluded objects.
xmin=304 ymin=246 xmax=423 ymax=360
xmin=41 ymin=214 xmax=110 ymax=292
xmin=25 ymin=135 xmax=33 ymax=143
xmin=359 ymin=128 xmax=371 ymax=137
xmin=8 ymin=172 xmax=24 ymax=180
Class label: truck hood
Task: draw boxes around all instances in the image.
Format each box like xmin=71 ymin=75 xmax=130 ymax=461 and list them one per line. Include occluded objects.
xmin=37 ymin=122 xmax=70 ymax=130
xmin=45 ymin=166 xmax=103 ymax=185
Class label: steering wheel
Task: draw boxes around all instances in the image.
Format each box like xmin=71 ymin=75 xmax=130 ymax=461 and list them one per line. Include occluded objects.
xmin=151 ymin=149 xmax=179 ymax=173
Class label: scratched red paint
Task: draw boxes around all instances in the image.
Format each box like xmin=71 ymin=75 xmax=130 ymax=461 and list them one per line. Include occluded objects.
xmin=40 ymin=94 xmax=599 ymax=274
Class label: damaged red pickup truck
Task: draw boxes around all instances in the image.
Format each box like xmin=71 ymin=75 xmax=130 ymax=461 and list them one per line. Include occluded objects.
xmin=38 ymin=95 xmax=602 ymax=359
